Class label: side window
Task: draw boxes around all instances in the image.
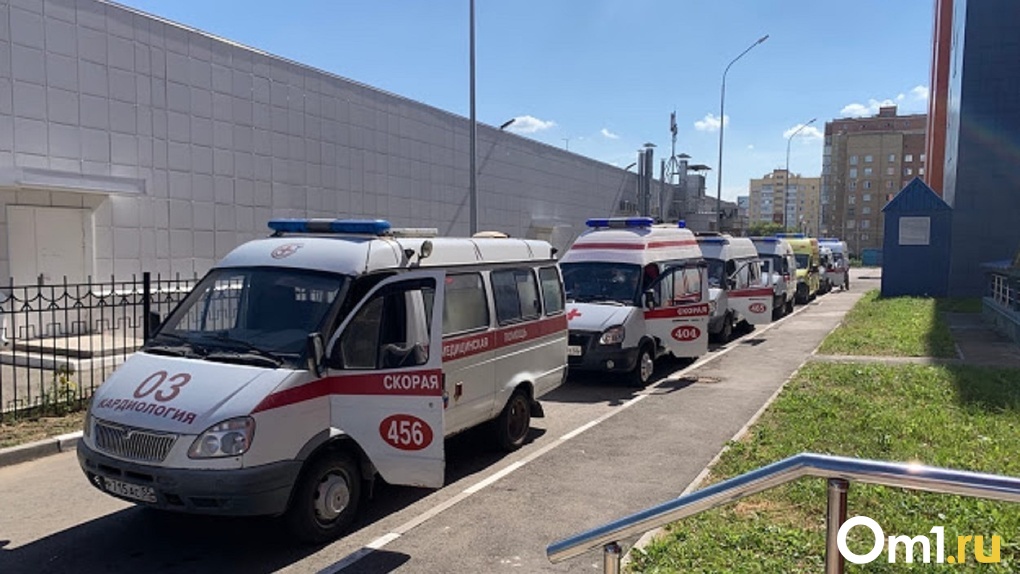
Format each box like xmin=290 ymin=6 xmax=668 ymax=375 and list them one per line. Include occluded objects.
xmin=492 ymin=268 xmax=541 ymax=325
xmin=652 ymin=271 xmax=674 ymax=307
xmin=539 ymin=266 xmax=564 ymax=315
xmin=680 ymin=267 xmax=702 ymax=300
xmin=443 ymin=273 xmax=489 ymax=335
xmin=337 ymin=280 xmax=434 ymax=370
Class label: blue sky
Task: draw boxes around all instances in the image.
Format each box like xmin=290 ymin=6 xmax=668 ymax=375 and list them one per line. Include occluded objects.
xmin=117 ymin=0 xmax=934 ymax=201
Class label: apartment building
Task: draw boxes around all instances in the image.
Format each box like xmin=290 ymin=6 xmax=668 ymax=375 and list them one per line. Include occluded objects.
xmin=821 ymin=106 xmax=926 ymax=254
xmin=747 ymin=169 xmax=820 ymax=234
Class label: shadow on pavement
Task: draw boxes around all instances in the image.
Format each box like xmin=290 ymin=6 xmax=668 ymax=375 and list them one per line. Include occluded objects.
xmin=0 ymin=422 xmax=534 ymax=574
xmin=335 ymin=549 xmax=411 ymax=573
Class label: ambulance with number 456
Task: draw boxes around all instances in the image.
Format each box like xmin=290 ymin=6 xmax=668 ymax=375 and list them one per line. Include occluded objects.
xmin=78 ymin=218 xmax=568 ymax=543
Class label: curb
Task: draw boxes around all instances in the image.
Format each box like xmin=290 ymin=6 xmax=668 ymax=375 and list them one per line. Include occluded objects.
xmin=0 ymin=431 xmax=83 ymax=468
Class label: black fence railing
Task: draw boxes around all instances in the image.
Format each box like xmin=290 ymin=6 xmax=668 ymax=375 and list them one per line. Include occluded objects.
xmin=0 ymin=273 xmax=198 ymax=423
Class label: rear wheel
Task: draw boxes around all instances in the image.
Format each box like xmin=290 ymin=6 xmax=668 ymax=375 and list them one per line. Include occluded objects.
xmin=627 ymin=345 xmax=655 ymax=388
xmin=495 ymin=390 xmax=531 ymax=451
xmin=285 ymin=452 xmax=362 ymax=545
xmin=785 ymin=297 xmax=794 ymax=315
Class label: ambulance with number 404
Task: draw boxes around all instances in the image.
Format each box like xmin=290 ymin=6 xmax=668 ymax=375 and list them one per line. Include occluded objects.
xmin=77 ymin=218 xmax=568 ymax=543
xmin=559 ymin=217 xmax=712 ymax=387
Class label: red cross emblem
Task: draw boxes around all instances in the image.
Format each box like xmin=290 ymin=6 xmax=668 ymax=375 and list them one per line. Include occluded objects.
xmin=567 ymin=308 xmax=582 ymax=321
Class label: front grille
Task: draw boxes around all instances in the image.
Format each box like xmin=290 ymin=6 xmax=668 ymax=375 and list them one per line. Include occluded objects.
xmin=94 ymin=419 xmax=177 ymax=463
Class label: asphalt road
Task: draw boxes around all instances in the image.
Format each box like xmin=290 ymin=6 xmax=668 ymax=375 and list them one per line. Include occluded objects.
xmin=0 ymin=271 xmax=876 ymax=574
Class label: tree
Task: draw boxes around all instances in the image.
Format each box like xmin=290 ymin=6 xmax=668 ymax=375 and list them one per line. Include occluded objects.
xmin=746 ymin=221 xmax=790 ymax=237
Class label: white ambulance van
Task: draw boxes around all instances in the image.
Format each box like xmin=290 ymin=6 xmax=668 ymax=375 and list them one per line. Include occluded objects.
xmin=696 ymin=233 xmax=775 ymax=342
xmin=78 ymin=218 xmax=567 ymax=543
xmin=820 ymin=238 xmax=850 ymax=290
xmin=750 ymin=236 xmax=797 ymax=318
xmin=558 ymin=217 xmax=710 ymax=387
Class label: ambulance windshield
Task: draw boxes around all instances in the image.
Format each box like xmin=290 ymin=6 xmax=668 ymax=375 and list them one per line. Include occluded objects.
xmin=148 ymin=267 xmax=347 ymax=367
xmin=560 ymin=262 xmax=641 ymax=305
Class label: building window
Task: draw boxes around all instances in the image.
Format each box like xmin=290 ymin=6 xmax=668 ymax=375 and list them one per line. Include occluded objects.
xmin=905 ymin=153 xmax=914 ymax=162
xmin=920 ymin=153 xmax=926 ymax=163
xmin=886 ymin=194 xmax=894 ymax=201
xmin=886 ymin=167 xmax=895 ymax=175
xmin=862 ymin=206 xmax=871 ymax=215
xmin=904 ymin=167 xmax=913 ymax=176
xmin=849 ymin=168 xmax=858 ymax=178
xmin=864 ymin=155 xmax=873 ymax=163
xmin=886 ymin=180 xmax=894 ymax=189
xmin=864 ymin=167 xmax=873 ymax=176
xmin=846 ymin=220 xmax=856 ymax=229
xmin=861 ymin=233 xmax=869 ymax=241
xmin=888 ymin=154 xmax=896 ymax=162
xmin=863 ymin=181 xmax=872 ymax=189
xmin=848 ymin=207 xmax=856 ymax=217
xmin=849 ymin=180 xmax=857 ymax=191
xmin=919 ymin=167 xmax=925 ymax=175
xmin=863 ymin=193 xmax=871 ymax=201
xmin=850 ymin=155 xmax=859 ymax=165
xmin=861 ymin=220 xmax=871 ymax=229
xmin=848 ymin=195 xmax=856 ymax=205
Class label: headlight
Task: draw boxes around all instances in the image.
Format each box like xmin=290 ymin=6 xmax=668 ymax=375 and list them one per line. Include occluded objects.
xmin=188 ymin=417 xmax=255 ymax=459
xmin=83 ymin=405 xmax=93 ymax=438
xmin=599 ymin=325 xmax=625 ymax=345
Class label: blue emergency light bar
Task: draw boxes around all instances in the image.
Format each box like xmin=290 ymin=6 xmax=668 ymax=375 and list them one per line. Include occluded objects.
xmin=585 ymin=217 xmax=655 ymax=229
xmin=678 ymin=220 xmax=686 ymax=228
xmin=775 ymin=233 xmax=806 ymax=238
xmin=268 ymin=218 xmax=392 ymax=235
xmin=697 ymin=236 xmax=729 ymax=243
xmin=819 ymin=237 xmax=842 ymax=242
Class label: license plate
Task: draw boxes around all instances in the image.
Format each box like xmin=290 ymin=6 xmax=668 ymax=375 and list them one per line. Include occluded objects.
xmin=103 ymin=477 xmax=157 ymax=503
xmin=567 ymin=345 xmax=583 ymax=357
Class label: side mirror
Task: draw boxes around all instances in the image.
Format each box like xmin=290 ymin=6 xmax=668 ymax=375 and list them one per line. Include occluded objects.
xmin=145 ymin=311 xmax=162 ymax=341
xmin=306 ymin=333 xmax=325 ymax=376
xmin=644 ymin=289 xmax=656 ymax=310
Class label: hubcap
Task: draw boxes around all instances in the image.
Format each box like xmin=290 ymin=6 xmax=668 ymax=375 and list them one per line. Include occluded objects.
xmin=640 ymin=351 xmax=654 ymax=381
xmin=313 ymin=471 xmax=351 ymax=523
xmin=508 ymin=397 xmax=528 ymax=440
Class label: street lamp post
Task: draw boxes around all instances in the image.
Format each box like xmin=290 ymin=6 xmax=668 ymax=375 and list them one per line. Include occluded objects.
xmin=469 ymin=0 xmax=478 ymax=235
xmin=784 ymin=117 xmax=817 ymax=230
xmin=715 ymin=34 xmax=769 ymax=232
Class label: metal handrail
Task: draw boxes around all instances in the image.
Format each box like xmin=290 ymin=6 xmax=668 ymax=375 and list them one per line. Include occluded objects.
xmin=547 ymin=453 xmax=1020 ymax=571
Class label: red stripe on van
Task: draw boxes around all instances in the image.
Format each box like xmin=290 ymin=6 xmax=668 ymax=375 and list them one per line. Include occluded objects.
xmin=729 ymin=287 xmax=774 ymax=298
xmin=644 ymin=303 xmax=711 ymax=320
xmin=252 ymin=369 xmax=444 ymax=413
xmin=570 ymin=239 xmax=697 ymax=251
xmin=442 ymin=314 xmax=568 ymax=361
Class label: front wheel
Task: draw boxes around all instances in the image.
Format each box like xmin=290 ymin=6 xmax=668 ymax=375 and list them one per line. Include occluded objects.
xmin=495 ymin=390 xmax=531 ymax=451
xmin=285 ymin=452 xmax=362 ymax=545
xmin=627 ymin=345 xmax=655 ymax=388
xmin=785 ymin=297 xmax=795 ymax=315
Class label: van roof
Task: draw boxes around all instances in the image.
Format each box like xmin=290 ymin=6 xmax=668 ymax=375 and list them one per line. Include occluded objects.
xmin=749 ymin=236 xmax=794 ymax=256
xmin=696 ymin=234 xmax=759 ymax=260
xmin=216 ymin=221 xmax=556 ymax=275
xmin=560 ymin=224 xmax=702 ymax=266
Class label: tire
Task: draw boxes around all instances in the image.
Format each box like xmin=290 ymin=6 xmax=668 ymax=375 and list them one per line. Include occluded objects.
xmin=785 ymin=297 xmax=795 ymax=315
xmin=719 ymin=313 xmax=734 ymax=342
xmin=627 ymin=345 xmax=655 ymax=388
xmin=773 ymin=295 xmax=785 ymax=319
xmin=284 ymin=452 xmax=362 ymax=545
xmin=496 ymin=389 xmax=531 ymax=451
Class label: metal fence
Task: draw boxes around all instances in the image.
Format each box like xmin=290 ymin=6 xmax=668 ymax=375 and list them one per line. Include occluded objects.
xmin=0 ymin=273 xmax=198 ymax=422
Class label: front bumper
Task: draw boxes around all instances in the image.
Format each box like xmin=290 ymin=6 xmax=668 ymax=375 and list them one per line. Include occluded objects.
xmin=77 ymin=440 xmax=301 ymax=517
xmin=567 ymin=331 xmax=639 ymax=373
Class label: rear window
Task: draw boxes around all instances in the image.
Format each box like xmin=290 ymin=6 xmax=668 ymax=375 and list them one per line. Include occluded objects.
xmin=538 ymin=266 xmax=564 ymax=315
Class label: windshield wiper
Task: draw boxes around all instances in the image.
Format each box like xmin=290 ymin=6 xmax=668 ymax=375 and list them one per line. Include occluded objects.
xmin=144 ymin=332 xmax=207 ymax=357
xmin=203 ymin=333 xmax=284 ymax=367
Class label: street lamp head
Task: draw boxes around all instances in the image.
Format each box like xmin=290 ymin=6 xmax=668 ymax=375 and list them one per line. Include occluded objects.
xmin=757 ymin=34 xmax=770 ymax=44
xmin=499 ymin=118 xmax=516 ymax=130
xmin=624 ymin=162 xmax=637 ymax=171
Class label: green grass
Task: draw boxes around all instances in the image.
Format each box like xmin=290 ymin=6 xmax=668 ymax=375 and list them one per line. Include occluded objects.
xmin=937 ymin=298 xmax=984 ymax=314
xmin=818 ymin=290 xmax=956 ymax=357
xmin=629 ymin=362 xmax=1020 ymax=573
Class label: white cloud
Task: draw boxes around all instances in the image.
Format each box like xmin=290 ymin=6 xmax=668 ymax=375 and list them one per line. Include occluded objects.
xmin=782 ymin=124 xmax=824 ymax=140
xmin=694 ymin=113 xmax=728 ymax=132
xmin=600 ymin=128 xmax=619 ymax=140
xmin=506 ymin=115 xmax=556 ymax=134
xmin=839 ymin=98 xmax=897 ymax=118
xmin=896 ymin=93 xmax=906 ymax=102
xmin=747 ymin=144 xmax=755 ymax=150
xmin=911 ymin=85 xmax=930 ymax=101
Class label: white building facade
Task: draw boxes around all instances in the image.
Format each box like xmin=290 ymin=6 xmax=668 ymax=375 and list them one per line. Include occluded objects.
xmin=0 ymin=0 xmax=639 ymax=285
